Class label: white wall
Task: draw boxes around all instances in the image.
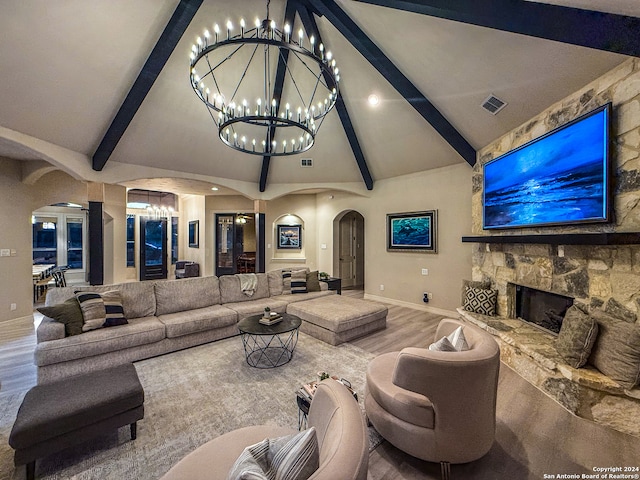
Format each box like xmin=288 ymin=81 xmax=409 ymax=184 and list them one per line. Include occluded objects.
xmin=315 ymin=163 xmax=473 ymax=312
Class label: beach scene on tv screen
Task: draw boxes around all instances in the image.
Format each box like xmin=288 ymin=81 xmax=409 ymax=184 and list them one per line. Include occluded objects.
xmin=483 ymin=108 xmax=607 ymax=229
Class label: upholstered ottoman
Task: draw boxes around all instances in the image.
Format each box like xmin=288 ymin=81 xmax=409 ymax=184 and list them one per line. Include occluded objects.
xmin=287 ymin=296 xmax=387 ymax=345
xmin=9 ymin=363 xmax=144 ymax=480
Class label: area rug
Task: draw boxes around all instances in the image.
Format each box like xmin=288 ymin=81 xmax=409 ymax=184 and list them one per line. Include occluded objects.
xmin=0 ymin=333 xmax=382 ymax=480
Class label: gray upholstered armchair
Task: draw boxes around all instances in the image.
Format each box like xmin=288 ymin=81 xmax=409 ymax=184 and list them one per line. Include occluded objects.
xmin=365 ymin=318 xmax=500 ymax=478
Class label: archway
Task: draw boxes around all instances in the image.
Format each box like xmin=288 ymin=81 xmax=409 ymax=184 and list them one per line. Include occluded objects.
xmin=333 ymin=210 xmax=365 ymax=291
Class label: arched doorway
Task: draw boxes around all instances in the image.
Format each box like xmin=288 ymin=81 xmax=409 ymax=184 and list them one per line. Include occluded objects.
xmin=335 ymin=211 xmax=365 ymax=290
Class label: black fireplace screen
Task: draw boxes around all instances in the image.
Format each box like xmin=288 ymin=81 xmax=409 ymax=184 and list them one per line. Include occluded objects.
xmin=515 ymin=285 xmax=574 ymax=335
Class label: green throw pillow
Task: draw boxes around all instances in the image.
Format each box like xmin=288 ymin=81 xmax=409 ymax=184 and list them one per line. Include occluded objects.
xmin=554 ymin=305 xmax=598 ymax=368
xmin=37 ymin=298 xmax=84 ymax=336
xmin=589 ymin=310 xmax=640 ymax=389
xmin=306 ymin=271 xmax=321 ymax=292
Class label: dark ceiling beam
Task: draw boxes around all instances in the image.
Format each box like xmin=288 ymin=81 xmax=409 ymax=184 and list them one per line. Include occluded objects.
xmin=307 ymin=0 xmax=476 ymax=166
xmin=297 ymin=2 xmax=375 ymax=188
xmin=352 ymin=0 xmax=640 ymax=57
xmin=259 ymin=0 xmax=298 ymax=192
xmin=92 ymin=0 xmax=203 ymax=171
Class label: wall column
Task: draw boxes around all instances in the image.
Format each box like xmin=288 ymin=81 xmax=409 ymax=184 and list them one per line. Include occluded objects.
xmin=254 ymin=200 xmax=266 ymax=273
xmin=87 ymin=182 xmax=104 ymax=285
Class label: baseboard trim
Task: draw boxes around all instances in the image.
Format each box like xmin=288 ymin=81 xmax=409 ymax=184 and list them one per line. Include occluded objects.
xmin=363 ymin=294 xmax=458 ymax=317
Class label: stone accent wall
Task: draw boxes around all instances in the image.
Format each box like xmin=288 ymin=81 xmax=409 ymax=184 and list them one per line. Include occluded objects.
xmin=471 ymin=58 xmax=640 ymax=321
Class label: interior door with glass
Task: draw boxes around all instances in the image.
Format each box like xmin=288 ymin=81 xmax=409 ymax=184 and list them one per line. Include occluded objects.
xmin=140 ymin=217 xmax=167 ymax=281
xmin=216 ymin=215 xmax=235 ymax=276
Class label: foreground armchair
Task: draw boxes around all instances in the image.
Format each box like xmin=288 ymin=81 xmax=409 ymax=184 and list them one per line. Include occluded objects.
xmin=365 ymin=318 xmax=500 ymax=477
xmin=160 ymin=379 xmax=368 ymax=480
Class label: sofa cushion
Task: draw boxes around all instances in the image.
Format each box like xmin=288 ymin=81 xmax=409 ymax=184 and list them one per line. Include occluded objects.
xmin=589 ymin=310 xmax=640 ymax=388
xmin=555 ymin=306 xmax=599 ymax=368
xmin=224 ymin=299 xmax=288 ymax=319
xmin=155 ymin=276 xmax=220 ymax=316
xmin=37 ymin=298 xmax=84 ymax=337
xmin=267 ymin=270 xmax=284 ymax=296
xmin=34 ymin=317 xmax=165 ymax=366
xmin=291 ymin=270 xmax=307 ymax=294
xmin=271 ymin=291 xmax=334 ymax=305
xmin=157 ymin=305 xmax=238 ymax=338
xmin=220 ymin=274 xmax=270 ymax=304
xmin=51 ymin=282 xmax=156 ymax=319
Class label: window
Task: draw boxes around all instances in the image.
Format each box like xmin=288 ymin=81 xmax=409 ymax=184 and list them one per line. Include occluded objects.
xmin=32 ymin=217 xmax=57 ymax=265
xmin=171 ymin=217 xmax=178 ymax=264
xmin=126 ymin=214 xmax=135 ymax=267
xmin=66 ymin=218 xmax=84 ymax=269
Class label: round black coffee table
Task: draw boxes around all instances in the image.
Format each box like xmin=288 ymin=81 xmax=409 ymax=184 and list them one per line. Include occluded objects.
xmin=238 ymin=313 xmax=302 ymax=368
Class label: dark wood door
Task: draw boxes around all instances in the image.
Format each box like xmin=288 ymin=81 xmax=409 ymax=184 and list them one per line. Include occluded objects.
xmin=140 ymin=217 xmax=167 ymax=281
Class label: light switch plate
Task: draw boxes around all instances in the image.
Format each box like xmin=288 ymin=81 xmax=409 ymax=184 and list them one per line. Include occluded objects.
xmin=0 ymin=249 xmax=10 ymax=257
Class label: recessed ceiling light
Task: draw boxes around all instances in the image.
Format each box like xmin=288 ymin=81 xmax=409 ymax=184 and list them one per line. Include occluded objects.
xmin=368 ymin=94 xmax=379 ymax=106
xmin=211 ymin=186 xmax=219 ymax=191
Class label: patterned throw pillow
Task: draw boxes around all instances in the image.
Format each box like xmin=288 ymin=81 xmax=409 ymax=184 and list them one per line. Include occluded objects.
xmin=463 ymin=286 xmax=498 ymax=316
xmin=555 ymin=305 xmax=598 ymax=368
xmin=37 ymin=298 xmax=84 ymax=336
xmin=291 ymin=270 xmax=307 ymax=294
xmin=101 ymin=290 xmax=128 ymax=327
xmin=76 ymin=291 xmax=128 ymax=332
xmin=429 ymin=326 xmax=469 ymax=352
xmin=282 ymin=269 xmax=306 ymax=294
xmin=227 ymin=427 xmax=319 ymax=480
xmin=76 ymin=292 xmax=107 ymax=332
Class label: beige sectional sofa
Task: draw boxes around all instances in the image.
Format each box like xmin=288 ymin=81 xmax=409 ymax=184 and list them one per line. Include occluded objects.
xmin=35 ymin=269 xmax=334 ymax=384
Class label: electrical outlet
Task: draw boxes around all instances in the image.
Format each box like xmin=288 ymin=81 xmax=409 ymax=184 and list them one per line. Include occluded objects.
xmin=10 ymin=303 xmax=17 ymax=311
xmin=379 ymin=284 xmax=384 ymax=291
xmin=428 ymin=293 xmax=433 ymax=299
xmin=558 ymin=245 xmax=565 ymax=258
xmin=421 ymin=268 xmax=428 ymax=275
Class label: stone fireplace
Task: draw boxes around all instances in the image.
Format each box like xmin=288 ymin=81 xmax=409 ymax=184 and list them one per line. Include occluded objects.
xmin=462 ymin=59 xmax=640 ymax=437
xmin=510 ymin=283 xmax=573 ymax=335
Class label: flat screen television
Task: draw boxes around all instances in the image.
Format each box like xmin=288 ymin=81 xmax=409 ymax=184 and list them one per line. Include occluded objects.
xmin=483 ymin=103 xmax=611 ymax=230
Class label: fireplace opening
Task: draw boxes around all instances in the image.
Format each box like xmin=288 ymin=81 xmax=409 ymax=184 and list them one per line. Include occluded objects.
xmin=514 ymin=285 xmax=574 ymax=335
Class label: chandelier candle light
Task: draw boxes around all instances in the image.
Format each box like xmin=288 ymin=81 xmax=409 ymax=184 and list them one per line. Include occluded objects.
xmin=189 ymin=2 xmax=340 ymax=156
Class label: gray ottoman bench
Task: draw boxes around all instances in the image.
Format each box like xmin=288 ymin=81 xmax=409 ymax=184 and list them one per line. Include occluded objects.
xmin=287 ymin=295 xmax=388 ymax=345
xmin=9 ymin=363 xmax=144 ymax=480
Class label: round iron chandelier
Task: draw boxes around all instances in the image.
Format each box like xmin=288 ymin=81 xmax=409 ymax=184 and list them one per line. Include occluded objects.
xmin=189 ymin=2 xmax=340 ymax=156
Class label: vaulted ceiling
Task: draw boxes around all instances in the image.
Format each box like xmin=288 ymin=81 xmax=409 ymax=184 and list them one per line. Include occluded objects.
xmin=0 ymin=0 xmax=638 ymax=199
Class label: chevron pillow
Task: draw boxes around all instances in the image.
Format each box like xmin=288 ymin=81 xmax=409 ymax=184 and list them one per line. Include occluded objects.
xmin=463 ymin=286 xmax=498 ymax=316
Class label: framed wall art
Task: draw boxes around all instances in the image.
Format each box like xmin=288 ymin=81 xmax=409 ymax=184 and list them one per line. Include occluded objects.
xmin=277 ymin=224 xmax=302 ymax=249
xmin=386 ymin=210 xmax=437 ymax=253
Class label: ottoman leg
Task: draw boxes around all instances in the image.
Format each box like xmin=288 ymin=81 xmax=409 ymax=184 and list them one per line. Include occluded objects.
xmin=130 ymin=422 xmax=137 ymax=440
xmin=26 ymin=460 xmax=35 ymax=480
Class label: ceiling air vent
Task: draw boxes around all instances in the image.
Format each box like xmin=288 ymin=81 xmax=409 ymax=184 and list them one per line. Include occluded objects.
xmin=481 ymin=94 xmax=507 ymax=115
xmin=301 ymin=158 xmax=313 ymax=167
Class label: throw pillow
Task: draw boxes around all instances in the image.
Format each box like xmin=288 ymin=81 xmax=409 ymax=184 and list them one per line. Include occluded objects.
xmin=588 ymin=310 xmax=640 ymax=389
xmin=429 ymin=336 xmax=457 ymax=352
xmin=429 ymin=325 xmax=470 ymax=352
xmin=101 ymin=290 xmax=128 ymax=327
xmin=282 ymin=269 xmax=293 ymax=294
xmin=554 ymin=305 xmax=599 ymax=368
xmin=227 ymin=427 xmax=319 ymax=480
xmin=306 ymin=271 xmax=321 ymax=292
xmin=463 ymin=286 xmax=498 ymax=316
xmin=37 ymin=298 xmax=84 ymax=336
xmin=291 ymin=270 xmax=307 ymax=294
xmin=76 ymin=292 xmax=107 ymax=332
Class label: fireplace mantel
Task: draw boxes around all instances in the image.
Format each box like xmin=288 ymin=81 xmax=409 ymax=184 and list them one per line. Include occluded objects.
xmin=461 ymin=232 xmax=640 ymax=245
